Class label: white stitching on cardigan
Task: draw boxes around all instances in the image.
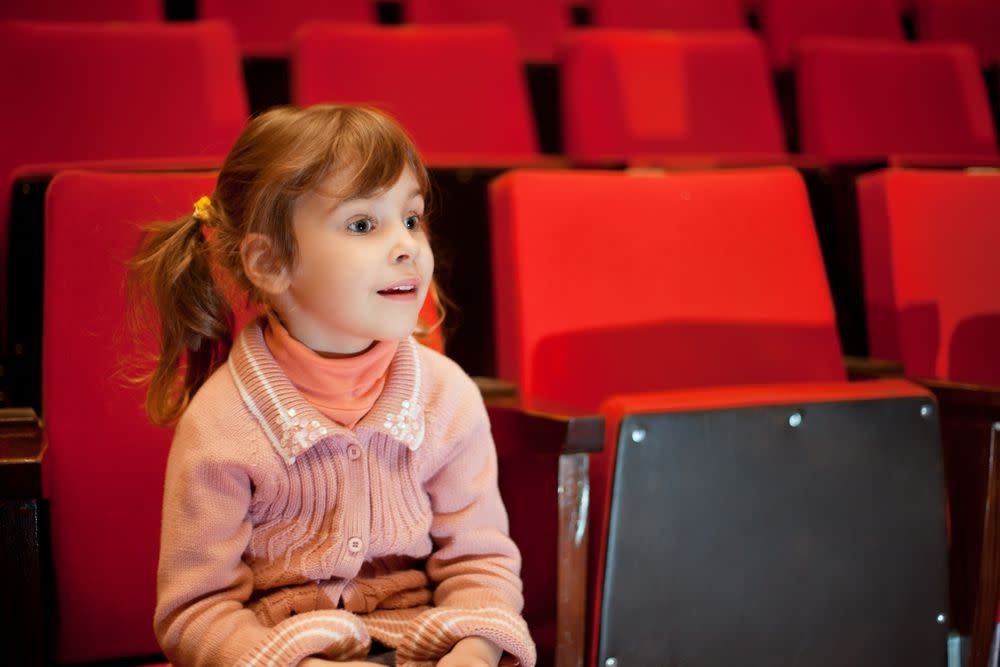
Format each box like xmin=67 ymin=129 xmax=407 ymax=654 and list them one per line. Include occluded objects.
xmin=240 ymin=613 xmax=367 ymax=667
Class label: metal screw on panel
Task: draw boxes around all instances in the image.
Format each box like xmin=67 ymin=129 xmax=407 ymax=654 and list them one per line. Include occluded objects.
xmin=936 ymin=613 xmax=946 ymax=624
xmin=631 ymin=427 xmax=646 ymax=443
xmin=605 ymin=658 xmax=619 ymax=667
xmin=788 ymin=411 xmax=803 ymax=428
xmin=920 ymin=404 xmax=934 ymax=418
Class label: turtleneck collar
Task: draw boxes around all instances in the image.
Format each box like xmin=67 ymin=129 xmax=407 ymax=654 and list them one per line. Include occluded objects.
xmin=263 ymin=313 xmax=400 ymax=429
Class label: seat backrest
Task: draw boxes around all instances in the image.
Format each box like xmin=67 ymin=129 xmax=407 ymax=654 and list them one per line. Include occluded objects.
xmin=914 ymin=0 xmax=1000 ymax=67
xmin=403 ymin=0 xmax=571 ymax=61
xmin=0 ymin=20 xmax=248 ymax=294
xmin=291 ymin=23 xmax=539 ymax=164
xmin=591 ymin=0 xmax=747 ymax=30
xmin=199 ymin=0 xmax=375 ymax=57
xmin=760 ymin=0 xmax=903 ymax=69
xmin=857 ymin=168 xmax=1000 ymax=386
xmin=0 ymin=0 xmax=161 ymax=20
xmin=559 ymin=30 xmax=785 ymax=165
xmin=490 ymin=167 xmax=845 ymax=412
xmin=41 ymin=168 xmax=445 ymax=663
xmin=796 ymin=39 xmax=997 ymax=162
xmin=42 ymin=170 xmax=219 ymax=663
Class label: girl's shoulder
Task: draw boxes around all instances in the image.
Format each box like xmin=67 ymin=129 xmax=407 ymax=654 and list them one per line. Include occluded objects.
xmin=173 ymin=361 xmax=277 ymax=466
xmin=406 ymin=341 xmax=492 ymax=451
xmin=412 ymin=341 xmax=483 ymax=410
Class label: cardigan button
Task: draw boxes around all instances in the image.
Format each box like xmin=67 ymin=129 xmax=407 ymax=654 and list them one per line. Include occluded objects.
xmin=348 ymin=445 xmax=362 ymax=460
xmin=347 ymin=537 xmax=363 ymax=553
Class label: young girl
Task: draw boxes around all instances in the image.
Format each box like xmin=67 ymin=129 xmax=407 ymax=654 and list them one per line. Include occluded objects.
xmin=132 ymin=105 xmax=535 ymax=667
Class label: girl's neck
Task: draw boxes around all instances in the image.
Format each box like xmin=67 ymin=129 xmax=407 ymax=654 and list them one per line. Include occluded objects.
xmin=263 ymin=313 xmax=399 ymax=428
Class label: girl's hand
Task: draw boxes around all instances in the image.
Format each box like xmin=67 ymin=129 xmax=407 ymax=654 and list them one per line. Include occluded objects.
xmin=299 ymin=659 xmax=384 ymax=666
xmin=436 ymin=636 xmax=515 ymax=667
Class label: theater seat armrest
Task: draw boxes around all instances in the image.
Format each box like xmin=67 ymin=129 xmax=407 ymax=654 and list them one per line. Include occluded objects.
xmin=475 ymin=378 xmax=605 ymax=456
xmin=843 ymin=355 xmax=906 ymax=380
xmin=0 ymin=408 xmax=45 ymax=500
xmin=918 ymin=378 xmax=1000 ymax=412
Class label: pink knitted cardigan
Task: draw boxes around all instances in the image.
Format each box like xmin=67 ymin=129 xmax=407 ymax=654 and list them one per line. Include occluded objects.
xmin=153 ymin=320 xmax=536 ymax=666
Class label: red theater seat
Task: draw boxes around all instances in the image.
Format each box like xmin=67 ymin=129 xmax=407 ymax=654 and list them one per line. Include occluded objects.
xmin=0 ymin=20 xmax=248 ymax=368
xmin=34 ymin=166 xmax=460 ymax=664
xmin=559 ymin=30 xmax=787 ymax=167
xmin=0 ymin=0 xmax=161 ymax=20
xmin=857 ymin=168 xmax=1000 ymax=667
xmin=590 ymin=0 xmax=746 ymax=29
xmin=914 ymin=0 xmax=1000 ymax=67
xmin=759 ymin=0 xmax=903 ymax=69
xmin=291 ymin=23 xmax=540 ymax=166
xmin=858 ymin=169 xmax=1000 ymax=384
xmin=796 ymin=39 xmax=998 ymax=165
xmin=42 ymin=170 xmax=220 ymax=664
xmin=490 ymin=167 xmax=947 ymax=666
xmin=403 ymin=0 xmax=571 ymax=62
xmin=200 ymin=0 xmax=375 ymax=57
xmin=491 ymin=168 xmax=844 ymax=406
xmin=0 ymin=20 xmax=247 ymax=230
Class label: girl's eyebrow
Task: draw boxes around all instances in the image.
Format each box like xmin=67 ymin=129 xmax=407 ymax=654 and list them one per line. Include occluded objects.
xmin=324 ymin=187 xmax=424 ymax=217
xmin=338 ymin=188 xmax=423 ymax=206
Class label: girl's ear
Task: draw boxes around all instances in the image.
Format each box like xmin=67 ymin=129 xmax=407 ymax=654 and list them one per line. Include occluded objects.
xmin=241 ymin=233 xmax=291 ymax=296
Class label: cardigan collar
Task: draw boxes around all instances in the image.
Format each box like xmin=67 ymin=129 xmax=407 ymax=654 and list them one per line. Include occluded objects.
xmin=227 ymin=318 xmax=426 ymax=465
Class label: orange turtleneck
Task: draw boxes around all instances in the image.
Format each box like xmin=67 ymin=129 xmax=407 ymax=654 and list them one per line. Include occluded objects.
xmin=263 ymin=313 xmax=399 ymax=429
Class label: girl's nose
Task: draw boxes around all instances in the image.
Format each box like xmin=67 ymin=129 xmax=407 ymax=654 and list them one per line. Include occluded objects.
xmin=391 ymin=226 xmax=419 ymax=263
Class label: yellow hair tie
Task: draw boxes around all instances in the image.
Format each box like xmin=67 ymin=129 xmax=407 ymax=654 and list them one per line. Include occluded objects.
xmin=192 ymin=196 xmax=213 ymax=223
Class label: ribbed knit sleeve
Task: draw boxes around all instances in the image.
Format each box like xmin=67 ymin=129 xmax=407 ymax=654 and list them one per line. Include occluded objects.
xmin=409 ymin=408 xmax=536 ymax=667
xmin=154 ymin=407 xmax=370 ymax=666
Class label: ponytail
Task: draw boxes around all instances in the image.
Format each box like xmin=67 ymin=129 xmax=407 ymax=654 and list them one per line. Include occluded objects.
xmin=129 ymin=209 xmax=234 ymax=425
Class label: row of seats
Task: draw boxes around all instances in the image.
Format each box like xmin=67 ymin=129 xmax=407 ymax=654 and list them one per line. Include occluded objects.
xmin=4 ymin=21 xmax=996 ymax=174
xmin=3 ymin=19 xmax=998 ymax=385
xmin=3 ymin=20 xmax=997 ymax=220
xmin=26 ymin=166 xmax=999 ymax=667
xmin=3 ymin=0 xmax=999 ymax=66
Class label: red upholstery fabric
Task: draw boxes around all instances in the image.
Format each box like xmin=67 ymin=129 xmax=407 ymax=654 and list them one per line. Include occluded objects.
xmin=559 ymin=30 xmax=785 ymax=166
xmin=403 ymin=0 xmax=570 ymax=62
xmin=857 ymin=168 xmax=1000 ymax=386
xmin=0 ymin=20 xmax=248 ymax=329
xmin=291 ymin=23 xmax=540 ymax=165
xmin=796 ymin=39 xmax=998 ymax=163
xmin=0 ymin=0 xmax=161 ymax=20
xmin=489 ymin=167 xmax=845 ymax=413
xmin=200 ymin=0 xmax=375 ymax=57
xmin=591 ymin=0 xmax=747 ymax=30
xmin=42 ymin=170 xmax=219 ymax=662
xmin=914 ymin=0 xmax=1000 ymax=67
xmin=759 ymin=0 xmax=903 ymax=69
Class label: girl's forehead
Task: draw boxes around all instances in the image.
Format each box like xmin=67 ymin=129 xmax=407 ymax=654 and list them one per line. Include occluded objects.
xmin=313 ymin=164 xmax=421 ymax=202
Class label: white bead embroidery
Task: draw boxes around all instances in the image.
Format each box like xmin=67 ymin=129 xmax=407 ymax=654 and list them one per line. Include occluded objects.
xmin=381 ymin=341 xmax=425 ymax=451
xmin=277 ymin=406 xmax=325 ymax=458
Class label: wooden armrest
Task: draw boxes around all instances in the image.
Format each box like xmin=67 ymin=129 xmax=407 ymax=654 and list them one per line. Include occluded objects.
xmin=0 ymin=408 xmax=45 ymax=500
xmin=473 ymin=375 xmax=519 ymax=401
xmin=476 ymin=378 xmax=605 ymax=456
xmin=476 ymin=379 xmax=598 ymax=667
xmin=843 ymin=355 xmax=906 ymax=380
xmin=0 ymin=408 xmax=47 ymax=662
xmin=918 ymin=378 xmax=1000 ymax=413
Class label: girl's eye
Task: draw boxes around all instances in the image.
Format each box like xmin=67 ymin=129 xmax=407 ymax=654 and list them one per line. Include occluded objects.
xmin=348 ymin=218 xmax=374 ymax=234
xmin=404 ymin=214 xmax=423 ymax=231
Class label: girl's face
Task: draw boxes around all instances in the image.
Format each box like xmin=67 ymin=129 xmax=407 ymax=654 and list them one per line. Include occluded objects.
xmin=273 ymin=165 xmax=433 ymax=355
